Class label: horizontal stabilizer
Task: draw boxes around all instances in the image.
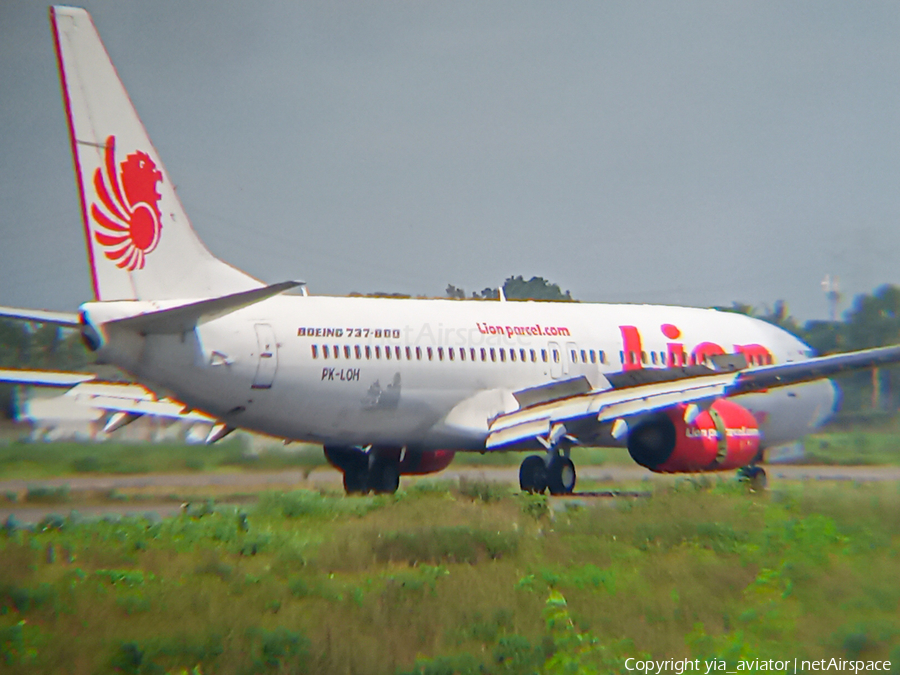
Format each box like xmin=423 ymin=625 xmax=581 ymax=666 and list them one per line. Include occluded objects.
xmin=108 ymin=281 xmax=304 ymax=334
xmin=0 ymin=306 xmax=80 ymax=327
xmin=0 ymin=368 xmax=95 ymax=387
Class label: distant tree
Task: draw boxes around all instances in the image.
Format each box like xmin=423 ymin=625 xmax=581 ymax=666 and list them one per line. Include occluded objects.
xmin=502 ymin=275 xmax=574 ymax=302
xmin=478 ymin=287 xmax=499 ymax=300
xmin=445 ymin=284 xmax=466 ymax=300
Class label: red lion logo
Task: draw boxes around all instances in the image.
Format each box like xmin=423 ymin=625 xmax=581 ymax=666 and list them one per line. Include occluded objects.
xmin=90 ymin=135 xmax=163 ymax=271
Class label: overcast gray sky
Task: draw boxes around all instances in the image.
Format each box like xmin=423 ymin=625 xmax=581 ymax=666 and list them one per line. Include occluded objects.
xmin=2 ymin=1 xmax=899 ymax=320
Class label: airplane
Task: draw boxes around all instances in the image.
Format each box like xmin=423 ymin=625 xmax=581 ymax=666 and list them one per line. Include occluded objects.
xmin=3 ymin=5 xmax=900 ymax=495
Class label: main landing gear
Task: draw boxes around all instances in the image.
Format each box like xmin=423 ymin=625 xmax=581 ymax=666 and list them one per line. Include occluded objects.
xmin=737 ymin=465 xmax=767 ymax=490
xmin=325 ymin=446 xmax=400 ymax=495
xmin=519 ymin=451 xmax=576 ymax=495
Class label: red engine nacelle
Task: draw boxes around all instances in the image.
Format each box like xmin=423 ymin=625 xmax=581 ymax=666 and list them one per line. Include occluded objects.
xmin=399 ymin=449 xmax=456 ymax=475
xmin=626 ymin=399 xmax=761 ymax=473
xmin=324 ymin=446 xmax=456 ymax=476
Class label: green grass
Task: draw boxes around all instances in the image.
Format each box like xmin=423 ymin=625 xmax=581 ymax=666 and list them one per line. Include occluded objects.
xmin=803 ymin=429 xmax=900 ymax=465
xmin=0 ymin=439 xmax=328 ymax=479
xmin=2 ymin=479 xmax=899 ymax=673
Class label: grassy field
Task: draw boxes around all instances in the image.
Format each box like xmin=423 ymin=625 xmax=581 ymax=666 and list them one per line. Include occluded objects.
xmin=1 ymin=478 xmax=899 ymax=674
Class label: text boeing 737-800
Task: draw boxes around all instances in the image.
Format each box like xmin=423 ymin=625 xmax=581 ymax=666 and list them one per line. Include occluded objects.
xmin=4 ymin=6 xmax=900 ymax=495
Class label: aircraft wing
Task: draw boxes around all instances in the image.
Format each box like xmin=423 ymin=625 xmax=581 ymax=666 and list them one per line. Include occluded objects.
xmin=486 ymin=343 xmax=900 ymax=451
xmin=1 ymin=368 xmax=215 ymax=425
xmin=0 ymin=305 xmax=80 ymax=327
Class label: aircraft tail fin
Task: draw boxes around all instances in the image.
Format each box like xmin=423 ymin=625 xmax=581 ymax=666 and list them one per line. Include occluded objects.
xmin=50 ymin=6 xmax=261 ymax=302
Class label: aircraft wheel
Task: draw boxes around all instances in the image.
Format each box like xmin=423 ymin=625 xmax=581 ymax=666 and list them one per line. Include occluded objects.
xmin=519 ymin=455 xmax=547 ymax=494
xmin=737 ymin=466 xmax=767 ymax=491
xmin=342 ymin=466 xmax=369 ymax=495
xmin=547 ymin=456 xmax=576 ymax=495
xmin=370 ymin=460 xmax=400 ymax=494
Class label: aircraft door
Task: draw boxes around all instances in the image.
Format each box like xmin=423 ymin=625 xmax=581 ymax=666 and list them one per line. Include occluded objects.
xmin=548 ymin=341 xmax=563 ymax=379
xmin=252 ymin=323 xmax=278 ymax=389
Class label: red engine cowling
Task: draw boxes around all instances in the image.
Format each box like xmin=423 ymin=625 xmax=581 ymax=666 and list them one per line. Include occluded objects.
xmin=627 ymin=399 xmax=761 ymax=473
xmin=324 ymin=446 xmax=456 ymax=476
xmin=399 ymin=449 xmax=456 ymax=475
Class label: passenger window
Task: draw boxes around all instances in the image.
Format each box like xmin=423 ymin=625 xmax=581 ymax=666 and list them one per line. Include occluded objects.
xmin=460 ymin=348 xmax=466 ymax=361
xmin=510 ymin=349 xmax=516 ymax=362
xmin=530 ymin=349 xmax=536 ymax=362
xmin=499 ymin=349 xmax=506 ymax=362
xmin=312 ymin=345 xmax=318 ymax=359
xmin=590 ymin=350 xmax=596 ymax=364
xmin=449 ymin=348 xmax=455 ymax=361
xmin=375 ymin=346 xmax=381 ymax=359
xmin=365 ymin=346 xmax=372 ymax=360
xmin=427 ymin=347 xmax=433 ymax=361
xmin=470 ymin=348 xmax=476 ymax=361
xmin=322 ymin=345 xmax=329 ymax=359
xmin=438 ymin=347 xmax=444 ymax=361
xmin=416 ymin=346 xmax=422 ymax=360
xmin=395 ymin=346 xmax=401 ymax=360
xmin=355 ymin=345 xmax=362 ymax=359
xmin=520 ymin=348 xmax=527 ymax=362
xmin=490 ymin=348 xmax=496 ymax=362
xmin=481 ymin=348 xmax=487 ymax=361
xmin=553 ymin=350 xmax=560 ymax=363
xmin=570 ymin=350 xmax=577 ymax=363
xmin=344 ymin=346 xmax=351 ymax=359
xmin=541 ymin=349 xmax=547 ymax=362
xmin=619 ymin=351 xmax=624 ymax=364
xmin=385 ymin=346 xmax=391 ymax=360
xmin=651 ymin=352 xmax=657 ymax=365
xmin=599 ymin=351 xmax=606 ymax=364
xmin=405 ymin=346 xmax=412 ymax=360
xmin=641 ymin=351 xmax=647 ymax=364
xmin=580 ymin=349 xmax=587 ymax=363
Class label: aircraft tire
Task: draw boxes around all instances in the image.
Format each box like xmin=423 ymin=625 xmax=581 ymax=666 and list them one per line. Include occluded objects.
xmin=519 ymin=455 xmax=547 ymax=494
xmin=547 ymin=456 xmax=576 ymax=495
xmin=370 ymin=460 xmax=400 ymax=494
xmin=343 ymin=467 xmax=369 ymax=495
xmin=737 ymin=466 xmax=767 ymax=491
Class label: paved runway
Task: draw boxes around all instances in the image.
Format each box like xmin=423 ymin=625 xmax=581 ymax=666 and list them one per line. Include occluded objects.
xmin=2 ymin=465 xmax=899 ymax=524
xmin=2 ymin=464 xmax=900 ymax=494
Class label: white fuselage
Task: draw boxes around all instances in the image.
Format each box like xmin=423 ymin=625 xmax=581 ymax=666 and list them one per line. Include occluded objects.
xmin=86 ymin=296 xmax=836 ymax=452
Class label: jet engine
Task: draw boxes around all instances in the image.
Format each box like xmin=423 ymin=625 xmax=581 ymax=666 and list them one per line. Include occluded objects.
xmin=626 ymin=399 xmax=761 ymax=473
